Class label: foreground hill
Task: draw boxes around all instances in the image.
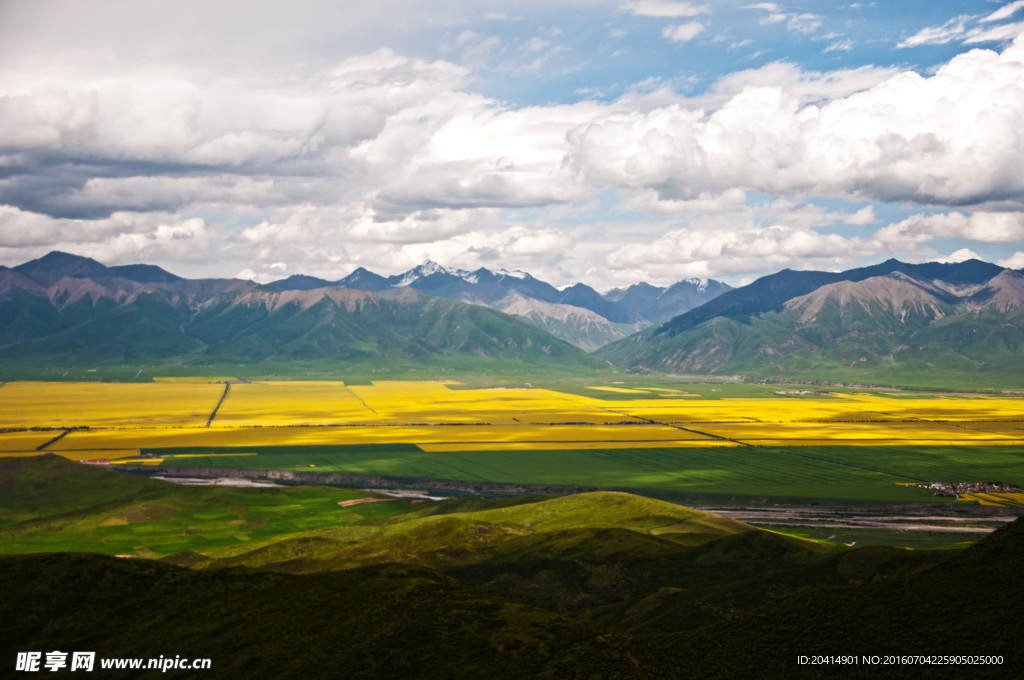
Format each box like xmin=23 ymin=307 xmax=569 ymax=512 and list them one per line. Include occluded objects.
xmin=599 ymin=258 xmax=1024 ymax=387
xmin=2 ymin=457 xmax=955 ymax=643
xmin=0 ymin=252 xmax=603 ymax=370
xmin=1 ymin=454 xmax=1019 ymax=678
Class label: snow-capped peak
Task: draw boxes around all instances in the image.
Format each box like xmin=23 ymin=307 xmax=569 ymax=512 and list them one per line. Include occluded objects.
xmin=496 ymin=267 xmax=529 ymax=279
xmin=393 ymin=261 xmax=443 ymax=287
xmin=393 ymin=261 xmax=477 ymax=287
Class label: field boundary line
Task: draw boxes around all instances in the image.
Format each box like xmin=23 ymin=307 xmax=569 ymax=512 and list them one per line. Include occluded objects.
xmin=345 ymin=386 xmax=378 ymax=415
xmin=36 ymin=429 xmax=71 ymax=451
xmin=206 ymin=383 xmax=231 ymax=428
xmin=618 ymin=408 xmax=927 ymax=483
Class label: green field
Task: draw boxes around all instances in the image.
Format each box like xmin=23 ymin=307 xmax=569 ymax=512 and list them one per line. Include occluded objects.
xmin=0 ymin=456 xmax=413 ymax=556
xmin=146 ymin=443 xmax=1017 ymax=503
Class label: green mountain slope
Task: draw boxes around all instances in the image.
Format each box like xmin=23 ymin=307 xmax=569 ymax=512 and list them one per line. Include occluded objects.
xmin=0 ymin=267 xmax=604 ymax=369
xmin=599 ymin=266 xmax=1024 ymax=387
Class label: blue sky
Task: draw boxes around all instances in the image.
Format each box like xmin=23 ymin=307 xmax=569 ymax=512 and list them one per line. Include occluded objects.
xmin=1 ymin=0 xmax=1024 ymax=288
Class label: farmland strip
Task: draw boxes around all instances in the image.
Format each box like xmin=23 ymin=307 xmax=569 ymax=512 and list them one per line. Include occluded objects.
xmin=206 ymin=383 xmax=231 ymax=428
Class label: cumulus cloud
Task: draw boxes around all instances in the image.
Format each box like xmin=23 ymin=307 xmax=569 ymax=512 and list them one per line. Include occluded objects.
xmin=936 ymin=248 xmax=982 ymax=263
xmin=997 ymin=251 xmax=1024 ymax=269
xmin=605 ymin=222 xmax=880 ymax=279
xmin=3 ymin=4 xmax=1024 ymax=285
xmin=0 ymin=206 xmax=209 ymax=263
xmin=874 ymin=212 xmax=1024 ymax=248
xmin=566 ymin=34 xmax=1024 ymax=208
xmin=694 ymin=61 xmax=900 ymax=108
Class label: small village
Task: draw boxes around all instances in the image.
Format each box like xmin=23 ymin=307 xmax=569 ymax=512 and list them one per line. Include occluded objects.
xmin=915 ymin=481 xmax=1021 ymax=495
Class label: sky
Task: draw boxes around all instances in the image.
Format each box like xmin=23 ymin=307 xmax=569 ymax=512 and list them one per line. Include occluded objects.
xmin=2 ymin=1 xmax=1024 ymax=289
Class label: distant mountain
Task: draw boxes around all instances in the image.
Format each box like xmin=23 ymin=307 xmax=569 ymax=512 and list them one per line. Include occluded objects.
xmin=271 ymin=261 xmax=731 ymax=349
xmin=12 ymin=251 xmax=182 ymax=286
xmin=0 ymin=252 xmax=603 ymax=369
xmin=598 ymin=259 xmax=1024 ymax=387
xmin=493 ymin=293 xmax=637 ymax=352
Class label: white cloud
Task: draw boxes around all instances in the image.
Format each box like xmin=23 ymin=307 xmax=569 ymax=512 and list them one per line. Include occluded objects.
xmin=743 ymin=2 xmax=779 ymax=10
xmin=997 ymin=251 xmax=1024 ymax=268
xmin=605 ymin=222 xmax=880 ymax=279
xmin=3 ymin=4 xmax=1024 ymax=285
xmin=787 ymin=14 xmax=823 ymax=34
xmin=619 ymin=1 xmax=708 ymax=18
xmin=567 ymin=35 xmax=1024 ymax=209
xmin=873 ymin=212 xmax=1024 ymax=248
xmin=936 ymin=248 xmax=981 ymax=263
xmin=965 ymin=20 xmax=1024 ymax=44
xmin=983 ymin=1 xmax=1024 ymax=23
xmin=0 ymin=206 xmax=210 ymax=264
xmin=744 ymin=4 xmax=821 ymax=33
xmin=695 ymin=61 xmax=900 ymax=107
xmin=897 ymin=16 xmax=971 ymax=48
xmin=662 ymin=22 xmax=705 ymax=43
xmin=824 ymin=38 xmax=855 ymax=53
xmin=844 ymin=205 xmax=877 ymax=225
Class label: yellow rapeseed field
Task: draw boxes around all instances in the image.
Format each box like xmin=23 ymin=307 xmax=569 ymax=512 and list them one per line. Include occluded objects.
xmin=0 ymin=449 xmax=138 ymax=461
xmin=345 ymin=381 xmax=636 ymax=425
xmin=52 ymin=422 xmax=706 ymax=450
xmin=212 ymin=381 xmax=387 ymax=425
xmin=960 ymin=492 xmax=1024 ymax=507
xmin=5 ymin=380 xmax=1024 ymax=454
xmin=0 ymin=381 xmax=223 ymax=428
xmin=0 ymin=431 xmax=61 ymax=452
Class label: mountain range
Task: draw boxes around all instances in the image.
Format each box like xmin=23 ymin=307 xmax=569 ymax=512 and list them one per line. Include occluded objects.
xmin=598 ymin=258 xmax=1024 ymax=387
xmin=270 ymin=261 xmax=731 ymax=350
xmin=4 ymin=251 xmax=1024 ymax=387
xmin=0 ymin=252 xmax=601 ymax=369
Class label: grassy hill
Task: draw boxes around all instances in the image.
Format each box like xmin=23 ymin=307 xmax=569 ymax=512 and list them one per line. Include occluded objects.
xmin=0 ymin=500 xmax=1017 ymax=678
xmin=2 ymin=457 xmax=964 ymax=645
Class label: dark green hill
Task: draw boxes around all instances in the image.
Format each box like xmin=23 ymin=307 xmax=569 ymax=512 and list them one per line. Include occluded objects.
xmin=2 ymin=456 xmax=1012 ymax=678
xmin=0 ymin=553 xmax=643 ymax=680
xmin=1 ymin=510 xmax=1017 ymax=679
xmin=635 ymin=515 xmax=1024 ymax=679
